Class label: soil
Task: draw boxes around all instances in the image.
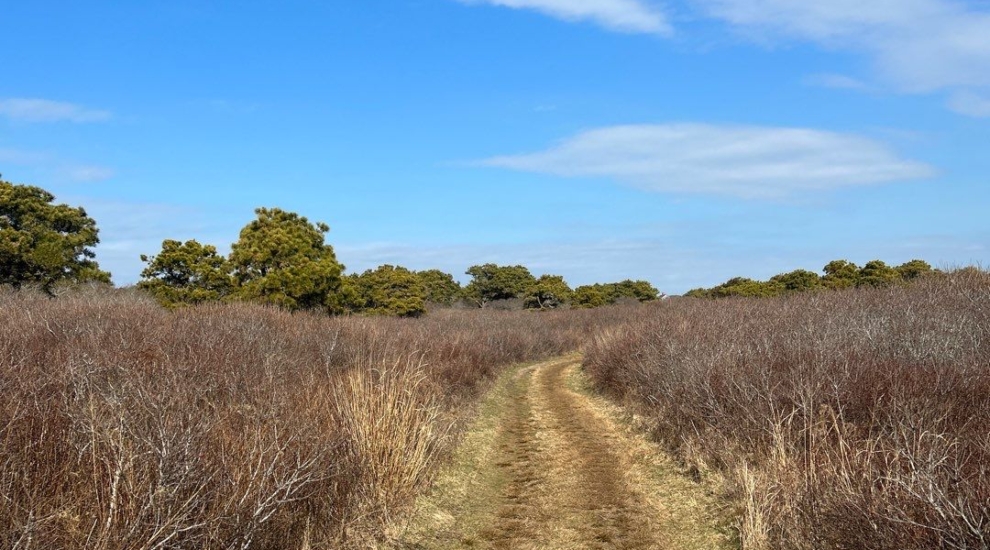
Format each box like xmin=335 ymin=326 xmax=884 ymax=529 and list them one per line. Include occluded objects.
xmin=389 ymin=356 xmax=734 ymax=550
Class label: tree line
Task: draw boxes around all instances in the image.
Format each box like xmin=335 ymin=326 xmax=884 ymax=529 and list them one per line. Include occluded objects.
xmin=1 ymin=178 xmax=660 ymax=316
xmin=137 ymin=210 xmax=660 ymax=316
xmin=685 ymin=259 xmax=935 ymax=298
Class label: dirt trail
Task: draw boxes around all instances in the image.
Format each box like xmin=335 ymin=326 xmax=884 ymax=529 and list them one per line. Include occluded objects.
xmin=391 ymin=356 xmax=733 ymax=550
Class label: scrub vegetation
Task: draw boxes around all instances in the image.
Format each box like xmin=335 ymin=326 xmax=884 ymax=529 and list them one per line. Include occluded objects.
xmin=586 ymin=268 xmax=990 ymax=549
xmin=3 ymin=177 xmax=988 ymax=549
xmin=0 ymin=286 xmax=623 ymax=549
xmin=137 ymin=212 xmax=659 ymax=315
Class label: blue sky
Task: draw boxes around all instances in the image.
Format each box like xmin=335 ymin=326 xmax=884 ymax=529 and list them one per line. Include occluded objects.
xmin=1 ymin=0 xmax=988 ymax=293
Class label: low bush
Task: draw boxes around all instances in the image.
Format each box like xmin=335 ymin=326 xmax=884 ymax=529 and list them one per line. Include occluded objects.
xmin=585 ymin=269 xmax=990 ymax=549
xmin=0 ymin=286 xmax=611 ymax=549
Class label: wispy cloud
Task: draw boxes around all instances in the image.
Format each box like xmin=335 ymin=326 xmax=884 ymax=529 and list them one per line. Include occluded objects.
xmin=0 ymin=98 xmax=111 ymax=123
xmin=696 ymin=0 xmax=990 ymax=112
xmin=336 ymin=238 xmax=705 ymax=290
xmin=65 ymin=198 xmax=235 ymax=286
xmin=476 ymin=123 xmax=934 ymax=199
xmin=0 ymin=147 xmax=47 ymax=165
xmin=947 ymin=90 xmax=990 ymax=117
xmin=0 ymin=146 xmax=114 ymax=184
xmin=456 ymin=0 xmax=672 ymax=34
xmin=803 ymin=73 xmax=873 ymax=92
xmin=61 ymin=165 xmax=116 ymax=183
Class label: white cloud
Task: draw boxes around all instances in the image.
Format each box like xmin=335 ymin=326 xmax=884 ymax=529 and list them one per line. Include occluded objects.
xmin=947 ymin=90 xmax=990 ymax=117
xmin=457 ymin=0 xmax=672 ymax=34
xmin=0 ymin=98 xmax=111 ymax=123
xmin=336 ymin=239 xmax=700 ymax=290
xmin=0 ymin=147 xmax=48 ymax=165
xmin=66 ymin=198 xmax=236 ymax=285
xmin=697 ymin=0 xmax=990 ymax=94
xmin=0 ymin=147 xmax=115 ymax=184
xmin=61 ymin=165 xmax=116 ymax=183
xmin=477 ymin=124 xmax=934 ymax=198
xmin=803 ymin=73 xmax=872 ymax=92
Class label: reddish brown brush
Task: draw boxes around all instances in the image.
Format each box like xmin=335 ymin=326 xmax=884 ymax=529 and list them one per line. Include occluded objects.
xmin=584 ymin=269 xmax=990 ymax=550
xmin=0 ymin=287 xmax=606 ymax=549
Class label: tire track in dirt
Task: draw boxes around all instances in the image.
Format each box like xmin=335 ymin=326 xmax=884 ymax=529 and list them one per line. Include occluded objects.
xmin=479 ymin=365 xmax=550 ymax=549
xmin=478 ymin=358 xmax=658 ymax=549
xmin=391 ymin=356 xmax=733 ymax=550
xmin=530 ymin=359 xmax=656 ymax=549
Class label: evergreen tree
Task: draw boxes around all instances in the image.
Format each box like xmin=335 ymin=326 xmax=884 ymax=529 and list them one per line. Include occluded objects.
xmin=572 ymin=284 xmax=611 ymax=308
xmin=138 ymin=239 xmax=233 ymax=308
xmin=822 ymin=260 xmax=860 ymax=290
xmin=0 ymin=177 xmax=110 ymax=293
xmin=858 ymin=260 xmax=900 ymax=288
xmin=524 ymin=274 xmax=573 ymax=309
xmin=463 ymin=263 xmax=536 ymax=307
xmin=229 ymin=207 xmax=344 ymax=311
xmin=351 ymin=265 xmax=427 ymax=317
xmin=416 ymin=269 xmax=462 ymax=305
xmin=896 ymin=259 xmax=933 ymax=281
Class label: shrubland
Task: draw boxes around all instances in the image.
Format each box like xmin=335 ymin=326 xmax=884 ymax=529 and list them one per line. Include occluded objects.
xmin=585 ymin=268 xmax=990 ymax=549
xmin=7 ymin=176 xmax=984 ymax=549
xmin=0 ymin=285 xmax=623 ymax=549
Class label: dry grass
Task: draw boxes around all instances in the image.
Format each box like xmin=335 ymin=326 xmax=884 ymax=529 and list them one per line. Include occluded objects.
xmin=8 ymin=269 xmax=984 ymax=549
xmin=584 ymin=269 xmax=990 ymax=550
xmin=563 ymin=362 xmax=735 ymax=550
xmin=393 ymin=357 xmax=732 ymax=550
xmin=0 ymin=285 xmax=613 ymax=549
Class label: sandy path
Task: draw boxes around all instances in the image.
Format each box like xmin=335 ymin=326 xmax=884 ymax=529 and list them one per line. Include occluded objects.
xmin=390 ymin=356 xmax=733 ymax=550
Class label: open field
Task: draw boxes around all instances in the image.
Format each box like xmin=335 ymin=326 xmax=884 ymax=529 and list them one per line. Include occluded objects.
xmin=3 ymin=270 xmax=989 ymax=549
xmin=586 ymin=269 xmax=990 ymax=549
xmin=0 ymin=287 xmax=624 ymax=549
xmin=6 ymin=2 xmax=990 ymax=548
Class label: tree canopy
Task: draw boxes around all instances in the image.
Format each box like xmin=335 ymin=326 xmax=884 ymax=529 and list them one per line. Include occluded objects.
xmin=416 ymin=269 xmax=462 ymax=305
xmin=822 ymin=260 xmax=860 ymax=290
xmin=138 ymin=239 xmax=233 ymax=308
xmin=228 ymin=207 xmax=344 ymax=311
xmin=710 ymin=277 xmax=782 ymax=298
xmin=524 ymin=274 xmax=573 ymax=309
xmin=463 ymin=263 xmax=536 ymax=307
xmin=0 ymin=178 xmax=110 ymax=293
xmin=571 ymin=285 xmax=610 ymax=309
xmin=858 ymin=260 xmax=900 ymax=288
xmin=135 ymin=207 xmax=676 ymax=315
xmin=606 ymin=279 xmax=660 ymax=302
xmin=688 ymin=258 xmax=935 ymax=299
xmin=571 ymin=280 xmax=660 ymax=307
xmin=769 ymin=269 xmax=823 ymax=293
xmin=348 ymin=265 xmax=427 ymax=317
xmin=896 ymin=259 xmax=933 ymax=281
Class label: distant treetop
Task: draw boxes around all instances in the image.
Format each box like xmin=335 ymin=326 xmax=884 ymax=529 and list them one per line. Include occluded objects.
xmin=686 ymin=259 xmax=935 ymax=299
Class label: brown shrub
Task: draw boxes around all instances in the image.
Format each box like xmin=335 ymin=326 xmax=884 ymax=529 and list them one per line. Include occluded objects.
xmin=585 ymin=270 xmax=990 ymax=550
xmin=0 ymin=286 xmax=608 ymax=549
